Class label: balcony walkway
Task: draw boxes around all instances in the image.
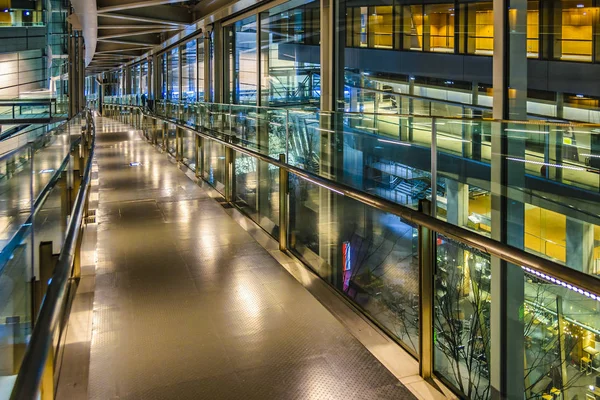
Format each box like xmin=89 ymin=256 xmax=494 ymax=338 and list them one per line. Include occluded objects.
xmin=58 ymin=115 xmax=424 ymax=400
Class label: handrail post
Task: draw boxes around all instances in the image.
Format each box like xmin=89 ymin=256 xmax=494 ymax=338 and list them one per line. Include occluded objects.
xmin=176 ymin=127 xmax=183 ymax=162
xmin=195 ymin=135 xmax=202 ymax=178
xmin=279 ymin=154 xmax=288 ymax=251
xmin=418 ymin=199 xmax=435 ymax=381
xmin=225 ymin=137 xmax=234 ymax=203
xmin=162 ymin=122 xmax=167 ymax=150
xmin=39 ymin=346 xmax=54 ymax=400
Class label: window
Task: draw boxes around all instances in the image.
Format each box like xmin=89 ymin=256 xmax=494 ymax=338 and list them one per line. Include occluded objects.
xmin=466 ymin=2 xmax=494 ymax=55
xmin=556 ymin=0 xmax=593 ymax=61
xmin=403 ymin=5 xmax=423 ymax=51
xmin=425 ymin=4 xmax=455 ymax=53
xmin=168 ymin=47 xmax=179 ymax=100
xmin=369 ymin=6 xmax=393 ymax=49
xmin=181 ymin=40 xmax=197 ymax=101
xmin=527 ymin=1 xmax=540 ymax=58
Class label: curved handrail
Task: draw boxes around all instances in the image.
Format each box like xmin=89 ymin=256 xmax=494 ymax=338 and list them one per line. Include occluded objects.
xmin=8 ymin=110 xmax=95 ymax=400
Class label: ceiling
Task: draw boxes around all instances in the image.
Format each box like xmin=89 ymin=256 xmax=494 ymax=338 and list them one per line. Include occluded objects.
xmin=84 ymin=0 xmax=200 ymax=74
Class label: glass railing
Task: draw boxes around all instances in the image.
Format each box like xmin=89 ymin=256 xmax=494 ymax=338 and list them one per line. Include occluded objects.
xmin=109 ymin=100 xmax=600 ymax=400
xmin=132 ymin=99 xmax=600 ymax=279
xmin=0 ymin=98 xmax=67 ymax=121
xmin=0 ymin=112 xmax=89 ymax=396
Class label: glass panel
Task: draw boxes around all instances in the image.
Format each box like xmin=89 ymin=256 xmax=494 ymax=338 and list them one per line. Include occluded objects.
xmin=226 ymin=16 xmax=258 ymax=105
xmin=434 ymin=234 xmax=491 ymax=398
xmin=182 ymin=40 xmax=197 ymax=102
xmin=168 ymin=47 xmax=179 ymax=101
xmin=260 ymin=1 xmax=321 ymax=107
xmin=182 ymin=128 xmax=195 ymax=169
xmin=288 ymin=173 xmax=420 ymax=354
xmin=203 ymin=139 xmax=225 ymax=193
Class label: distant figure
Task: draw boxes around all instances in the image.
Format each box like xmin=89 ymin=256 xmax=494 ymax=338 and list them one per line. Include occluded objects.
xmin=141 ymin=93 xmax=147 ymax=109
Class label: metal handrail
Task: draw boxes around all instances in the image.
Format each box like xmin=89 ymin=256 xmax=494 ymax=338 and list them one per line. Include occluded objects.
xmin=9 ymin=110 xmax=95 ymax=400
xmin=141 ymin=98 xmax=600 ymax=128
xmin=129 ymin=103 xmax=600 ymax=298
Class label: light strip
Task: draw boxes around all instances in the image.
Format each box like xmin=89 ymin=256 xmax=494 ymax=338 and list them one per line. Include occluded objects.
xmin=314 ymin=127 xmax=335 ymax=133
xmin=522 ymin=266 xmax=599 ymax=302
xmin=504 ymin=128 xmax=547 ymax=134
xmin=581 ymin=153 xmax=600 ymax=158
xmin=299 ymin=176 xmax=345 ymax=195
xmin=378 ymin=138 xmax=411 ymax=147
xmin=506 ymin=157 xmax=584 ymax=171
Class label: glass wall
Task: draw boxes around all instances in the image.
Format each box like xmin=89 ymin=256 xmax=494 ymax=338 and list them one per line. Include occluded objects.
xmin=182 ymin=40 xmax=197 ymax=102
xmin=168 ymin=47 xmax=179 ymax=101
xmin=260 ymin=1 xmax=321 ymax=107
xmin=225 ymin=16 xmax=258 ymax=105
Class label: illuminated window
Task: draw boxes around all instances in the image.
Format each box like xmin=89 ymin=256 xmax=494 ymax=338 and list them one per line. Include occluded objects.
xmin=425 ymin=4 xmax=455 ymax=53
xmin=369 ymin=6 xmax=393 ymax=49
xmin=527 ymin=1 xmax=539 ymax=58
xmin=557 ymin=0 xmax=593 ymax=62
xmin=466 ymin=2 xmax=493 ymax=55
xmin=403 ymin=5 xmax=423 ymax=51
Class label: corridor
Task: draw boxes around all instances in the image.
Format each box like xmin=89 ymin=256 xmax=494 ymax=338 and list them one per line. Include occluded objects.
xmin=76 ymin=115 xmax=419 ymax=399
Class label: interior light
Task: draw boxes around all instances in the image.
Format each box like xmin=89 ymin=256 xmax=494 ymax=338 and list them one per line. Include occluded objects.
xmin=25 ymin=11 xmax=30 ymax=15
xmin=577 ymin=3 xmax=584 ymax=7
xmin=3 ymin=9 xmax=8 ymax=12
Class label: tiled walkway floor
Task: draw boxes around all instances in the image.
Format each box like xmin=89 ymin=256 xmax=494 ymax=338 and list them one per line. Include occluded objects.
xmin=87 ymin=116 xmax=417 ymax=399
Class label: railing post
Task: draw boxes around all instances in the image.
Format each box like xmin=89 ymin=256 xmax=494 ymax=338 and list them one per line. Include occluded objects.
xmin=39 ymin=345 xmax=54 ymax=400
xmin=162 ymin=122 xmax=167 ymax=150
xmin=34 ymin=242 xmax=55 ymax=323
xmin=225 ymin=138 xmax=234 ymax=203
xmin=176 ymin=127 xmax=182 ymax=161
xmin=195 ymin=135 xmax=202 ymax=178
xmin=278 ymin=154 xmax=288 ymax=251
xmin=418 ymin=199 xmax=435 ymax=381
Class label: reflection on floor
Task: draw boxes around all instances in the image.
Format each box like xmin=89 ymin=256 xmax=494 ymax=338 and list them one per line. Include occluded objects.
xmin=84 ymin=116 xmax=422 ymax=400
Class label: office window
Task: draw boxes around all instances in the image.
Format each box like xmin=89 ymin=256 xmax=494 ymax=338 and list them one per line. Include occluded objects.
xmin=426 ymin=4 xmax=455 ymax=53
xmin=403 ymin=5 xmax=423 ymax=51
xmin=527 ymin=1 xmax=540 ymax=58
xmin=466 ymin=2 xmax=494 ymax=55
xmin=347 ymin=7 xmax=368 ymax=48
xmin=369 ymin=6 xmax=393 ymax=49
xmin=556 ymin=0 xmax=593 ymax=61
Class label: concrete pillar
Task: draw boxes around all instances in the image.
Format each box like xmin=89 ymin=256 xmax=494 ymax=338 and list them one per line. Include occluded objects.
xmin=566 ymin=217 xmax=594 ymax=274
xmin=556 ymin=92 xmax=564 ymax=119
xmin=446 ymin=180 xmax=469 ymax=227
